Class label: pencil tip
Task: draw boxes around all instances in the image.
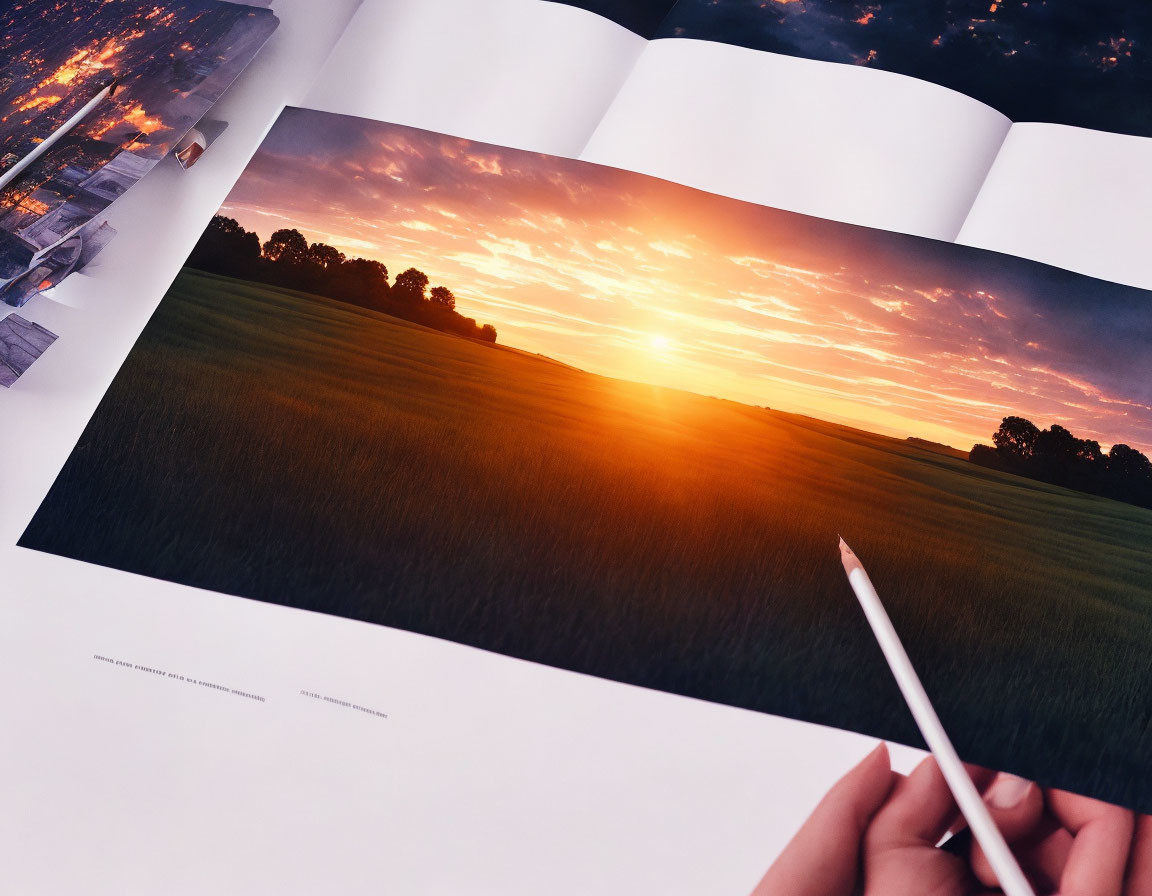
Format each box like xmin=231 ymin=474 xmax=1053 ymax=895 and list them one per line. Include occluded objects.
xmin=838 ymin=537 xmax=863 ymax=574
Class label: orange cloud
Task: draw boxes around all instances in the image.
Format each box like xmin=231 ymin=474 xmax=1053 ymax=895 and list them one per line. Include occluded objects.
xmin=221 ymin=112 xmax=1152 ymax=455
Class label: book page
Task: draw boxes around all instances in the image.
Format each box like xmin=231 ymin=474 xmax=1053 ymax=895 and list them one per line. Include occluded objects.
xmin=302 ymin=0 xmax=652 ymax=158
xmin=579 ymin=38 xmax=1011 ymax=241
xmin=14 ymin=105 xmax=1152 ymax=890
xmin=613 ymin=0 xmax=1152 ymax=248
xmin=660 ymin=0 xmax=1151 ymax=141
xmin=22 ymin=104 xmax=1152 ymax=822
xmin=957 ymin=123 xmax=1152 ymax=290
xmin=2 ymin=543 xmax=927 ymax=894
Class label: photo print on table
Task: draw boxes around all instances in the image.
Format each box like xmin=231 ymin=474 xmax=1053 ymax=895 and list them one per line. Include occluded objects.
xmin=0 ymin=0 xmax=278 ymax=307
xmin=0 ymin=312 xmax=56 ymax=387
xmin=21 ymin=106 xmax=1152 ymax=812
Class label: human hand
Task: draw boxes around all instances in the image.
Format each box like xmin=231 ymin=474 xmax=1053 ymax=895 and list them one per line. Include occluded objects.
xmin=752 ymin=743 xmax=1152 ymax=896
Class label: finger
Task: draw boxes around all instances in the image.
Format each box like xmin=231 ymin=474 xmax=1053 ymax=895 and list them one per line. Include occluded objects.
xmin=1011 ymin=824 xmax=1073 ymax=895
xmin=985 ymin=774 xmax=1044 ymax=838
xmin=867 ymin=756 xmax=978 ymax=851
xmin=970 ymin=774 xmax=1045 ymax=887
xmin=752 ymin=743 xmax=896 ymax=896
xmin=1124 ymin=815 xmax=1152 ymax=896
xmin=864 ymin=757 xmax=979 ymax=895
xmin=1047 ymin=789 xmax=1135 ymax=896
xmin=944 ymin=764 xmax=999 ymax=837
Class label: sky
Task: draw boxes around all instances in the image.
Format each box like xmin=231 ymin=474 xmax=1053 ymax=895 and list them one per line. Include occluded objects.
xmin=219 ymin=107 xmax=1152 ymax=454
xmin=660 ymin=0 xmax=1152 ymax=137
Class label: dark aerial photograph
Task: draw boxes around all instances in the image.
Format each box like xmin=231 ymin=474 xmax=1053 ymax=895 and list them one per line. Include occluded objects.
xmin=545 ymin=0 xmax=676 ymax=37
xmin=660 ymin=0 xmax=1152 ymax=136
xmin=0 ymin=0 xmax=276 ymax=305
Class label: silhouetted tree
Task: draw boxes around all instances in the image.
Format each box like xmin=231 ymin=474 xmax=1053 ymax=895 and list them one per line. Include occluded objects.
xmin=262 ymin=229 xmax=309 ymax=265
xmin=338 ymin=257 xmax=388 ymax=287
xmin=186 ymin=222 xmax=497 ymax=346
xmin=186 ymin=215 xmax=261 ymax=277
xmin=429 ymin=285 xmax=455 ymax=310
xmin=392 ymin=267 xmax=429 ymax=304
xmin=972 ymin=415 xmax=1152 ymax=509
xmin=1036 ymin=423 xmax=1077 ymax=458
xmin=1077 ymin=439 xmax=1105 ymax=465
xmin=332 ymin=257 xmax=390 ymax=309
xmin=308 ymin=242 xmax=345 ymax=271
xmin=969 ymin=444 xmax=1002 ymax=470
xmin=1033 ymin=423 xmax=1080 ymax=484
xmin=992 ymin=416 xmax=1041 ymax=460
xmin=205 ymin=216 xmax=260 ymax=256
xmin=208 ymin=215 xmax=244 ymax=238
xmin=1109 ymin=444 xmax=1152 ymax=479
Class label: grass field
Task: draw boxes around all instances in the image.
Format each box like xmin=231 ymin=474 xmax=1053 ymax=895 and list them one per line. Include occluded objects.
xmin=22 ymin=270 xmax=1152 ymax=809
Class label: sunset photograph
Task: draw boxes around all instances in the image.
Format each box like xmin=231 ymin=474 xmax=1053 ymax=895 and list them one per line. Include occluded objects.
xmin=22 ymin=107 xmax=1152 ymax=811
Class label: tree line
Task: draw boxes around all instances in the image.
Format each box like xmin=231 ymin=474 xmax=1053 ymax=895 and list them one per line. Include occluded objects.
xmin=971 ymin=416 xmax=1152 ymax=509
xmin=187 ymin=216 xmax=497 ymax=343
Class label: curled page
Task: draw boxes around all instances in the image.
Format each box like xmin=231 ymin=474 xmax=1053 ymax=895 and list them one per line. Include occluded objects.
xmin=659 ymin=0 xmax=1152 ymax=140
xmin=580 ymin=38 xmax=1011 ymax=241
xmin=303 ymin=0 xmax=649 ymax=158
xmin=958 ymin=123 xmax=1152 ymax=290
xmin=0 ymin=312 xmax=57 ymax=387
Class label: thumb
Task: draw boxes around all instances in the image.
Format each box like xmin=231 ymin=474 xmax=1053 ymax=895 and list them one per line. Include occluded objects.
xmin=970 ymin=774 xmax=1045 ymax=889
xmin=753 ymin=743 xmax=896 ymax=896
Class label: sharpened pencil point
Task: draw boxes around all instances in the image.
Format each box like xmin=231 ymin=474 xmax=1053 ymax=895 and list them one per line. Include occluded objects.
xmin=838 ymin=536 xmax=862 ymax=573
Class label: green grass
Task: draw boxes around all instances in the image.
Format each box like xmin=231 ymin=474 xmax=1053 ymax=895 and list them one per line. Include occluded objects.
xmin=22 ymin=270 xmax=1152 ymax=809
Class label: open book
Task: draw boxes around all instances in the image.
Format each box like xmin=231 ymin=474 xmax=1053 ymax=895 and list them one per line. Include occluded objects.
xmin=3 ymin=1 xmax=1152 ymax=893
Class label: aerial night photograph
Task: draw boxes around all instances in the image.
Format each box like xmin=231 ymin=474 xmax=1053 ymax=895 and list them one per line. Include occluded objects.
xmin=661 ymin=0 xmax=1152 ymax=135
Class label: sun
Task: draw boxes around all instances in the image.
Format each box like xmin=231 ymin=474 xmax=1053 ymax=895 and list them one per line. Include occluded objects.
xmin=648 ymin=333 xmax=674 ymax=354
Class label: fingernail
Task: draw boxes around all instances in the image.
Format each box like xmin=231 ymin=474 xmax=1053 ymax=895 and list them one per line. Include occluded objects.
xmin=987 ymin=774 xmax=1032 ymax=809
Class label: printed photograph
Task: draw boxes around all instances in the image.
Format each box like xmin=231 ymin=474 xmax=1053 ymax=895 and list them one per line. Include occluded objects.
xmin=0 ymin=0 xmax=277 ymax=305
xmin=20 ymin=107 xmax=1152 ymax=811
xmin=660 ymin=0 xmax=1152 ymax=137
xmin=0 ymin=312 xmax=56 ymax=386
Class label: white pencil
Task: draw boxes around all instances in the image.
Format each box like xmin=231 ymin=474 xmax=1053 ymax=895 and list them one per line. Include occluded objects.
xmin=839 ymin=537 xmax=1035 ymax=896
xmin=0 ymin=79 xmax=118 ymax=191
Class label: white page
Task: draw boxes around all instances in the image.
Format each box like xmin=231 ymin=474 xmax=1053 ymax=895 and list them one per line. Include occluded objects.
xmin=302 ymin=0 xmax=648 ymax=158
xmin=957 ymin=123 xmax=1152 ymax=290
xmin=579 ymin=39 xmax=1012 ymax=242
xmin=1 ymin=544 xmax=927 ymax=895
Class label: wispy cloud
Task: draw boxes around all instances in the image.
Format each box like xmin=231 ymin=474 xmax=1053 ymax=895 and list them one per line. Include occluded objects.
xmin=220 ymin=109 xmax=1152 ymax=454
